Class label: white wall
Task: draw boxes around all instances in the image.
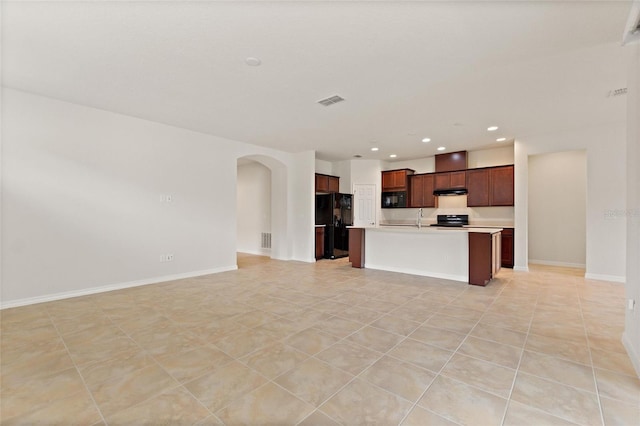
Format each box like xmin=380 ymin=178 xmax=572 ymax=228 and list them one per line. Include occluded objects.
xmin=351 ymin=160 xmax=383 ymax=193
xmin=385 ymin=157 xmax=435 ymax=174
xmin=289 ymin=151 xmax=316 ymax=263
xmin=623 ymin=42 xmax=640 ymax=376
xmin=1 ymin=89 xmax=315 ymax=307
xmin=467 ymin=146 xmax=514 ymax=168
xmin=384 ymin=146 xmax=514 ymax=174
xmin=514 ymin=123 xmax=627 ymax=280
xmin=332 ymin=160 xmax=352 ymax=194
xmin=237 ymin=162 xmax=271 ymax=255
xmin=315 ymin=159 xmax=332 ymax=175
xmin=528 ymin=151 xmax=587 ymax=267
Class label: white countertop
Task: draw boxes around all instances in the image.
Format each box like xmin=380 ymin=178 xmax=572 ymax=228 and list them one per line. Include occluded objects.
xmin=366 ymin=225 xmax=502 ymax=234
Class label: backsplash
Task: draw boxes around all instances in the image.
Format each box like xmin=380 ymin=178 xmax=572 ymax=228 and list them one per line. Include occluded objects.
xmin=380 ymin=195 xmax=514 ymax=226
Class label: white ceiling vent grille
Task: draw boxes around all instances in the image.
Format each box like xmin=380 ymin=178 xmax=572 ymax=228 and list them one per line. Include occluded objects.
xmin=317 ymin=95 xmax=345 ymax=107
xmin=608 ymin=88 xmax=628 ymax=97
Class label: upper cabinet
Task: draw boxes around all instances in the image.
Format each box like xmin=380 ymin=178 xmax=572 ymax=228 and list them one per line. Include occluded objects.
xmin=328 ymin=176 xmax=340 ymax=193
xmin=434 ymin=171 xmax=466 ymax=190
xmin=381 ymin=169 xmax=414 ymax=192
xmin=409 ymin=174 xmax=435 ymax=208
xmin=489 ymin=165 xmax=514 ymax=206
xmin=315 ymin=173 xmax=340 ymax=193
xmin=435 ymin=151 xmax=468 ymax=172
xmin=466 ymin=165 xmax=514 ymax=207
xmin=466 ymin=169 xmax=490 ymax=206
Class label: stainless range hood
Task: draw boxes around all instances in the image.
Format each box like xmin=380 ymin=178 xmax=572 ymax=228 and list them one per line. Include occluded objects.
xmin=433 ymin=188 xmax=468 ymax=196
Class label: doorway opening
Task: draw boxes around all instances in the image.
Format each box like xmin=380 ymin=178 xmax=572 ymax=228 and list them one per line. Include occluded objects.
xmin=236 ymin=154 xmax=289 ymax=267
xmin=528 ymin=150 xmax=587 ymax=269
xmin=237 ymin=158 xmax=272 ymax=258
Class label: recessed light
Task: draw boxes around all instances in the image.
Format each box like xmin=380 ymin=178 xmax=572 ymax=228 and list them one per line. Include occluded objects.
xmin=389 ymin=154 xmax=397 ymax=158
xmin=371 ymin=147 xmax=379 ymax=151
xmin=245 ymin=57 xmax=262 ymax=66
xmin=437 ymin=147 xmax=446 ymax=151
xmin=422 ymin=138 xmax=431 ymax=143
xmin=496 ymin=137 xmax=506 ymax=142
xmin=487 ymin=126 xmax=499 ymax=131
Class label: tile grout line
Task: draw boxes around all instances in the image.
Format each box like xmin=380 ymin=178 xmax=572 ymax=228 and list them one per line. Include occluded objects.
xmin=44 ymin=306 xmax=108 ymax=426
xmin=498 ymin=275 xmax=540 ymax=426
xmin=501 ymin=273 xmax=607 ymax=426
xmin=397 ymin=275 xmax=513 ymax=426
xmin=275 ymin=288 xmax=458 ymax=426
xmin=5 ymin=261 xmax=631 ymax=425
xmin=95 ymin=301 xmax=218 ymax=424
xmin=576 ymin=278 xmax=607 ymax=426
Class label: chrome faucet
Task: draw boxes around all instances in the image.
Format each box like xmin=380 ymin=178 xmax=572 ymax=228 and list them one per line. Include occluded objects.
xmin=416 ymin=208 xmax=423 ymax=228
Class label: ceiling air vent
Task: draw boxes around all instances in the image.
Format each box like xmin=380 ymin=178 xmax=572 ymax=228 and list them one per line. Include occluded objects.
xmin=608 ymin=88 xmax=628 ymax=97
xmin=317 ymin=95 xmax=345 ymax=107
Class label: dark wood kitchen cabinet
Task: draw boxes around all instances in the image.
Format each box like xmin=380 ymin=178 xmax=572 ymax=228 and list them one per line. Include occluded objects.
xmin=434 ymin=171 xmax=466 ymax=190
xmin=349 ymin=228 xmax=365 ymax=268
xmin=315 ymin=174 xmax=340 ymax=193
xmin=466 ymin=168 xmax=490 ymax=207
xmin=501 ymin=227 xmax=514 ymax=268
xmin=381 ymin=169 xmax=414 ymax=192
xmin=315 ymin=227 xmax=325 ymax=259
xmin=450 ymin=171 xmax=466 ymax=188
xmin=466 ymin=165 xmax=514 ymax=207
xmin=328 ymin=176 xmax=339 ymax=193
xmin=469 ymin=231 xmax=501 ymax=286
xmin=410 ymin=174 xmax=436 ymax=208
xmin=435 ymin=151 xmax=468 ymax=172
xmin=490 ymin=165 xmax=514 ymax=206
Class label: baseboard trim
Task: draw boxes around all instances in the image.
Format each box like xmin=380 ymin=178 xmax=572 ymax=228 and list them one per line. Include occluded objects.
xmin=622 ymin=332 xmax=640 ymax=378
xmin=364 ymin=263 xmax=467 ymax=283
xmin=584 ymin=273 xmax=626 ymax=283
xmin=0 ymin=266 xmax=238 ymax=310
xmin=237 ymin=249 xmax=271 ymax=257
xmin=529 ymin=259 xmax=586 ymax=269
xmin=513 ymin=266 xmax=529 ymax=272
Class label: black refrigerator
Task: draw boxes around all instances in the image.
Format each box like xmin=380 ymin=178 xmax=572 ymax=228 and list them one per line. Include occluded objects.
xmin=315 ymin=193 xmax=353 ymax=259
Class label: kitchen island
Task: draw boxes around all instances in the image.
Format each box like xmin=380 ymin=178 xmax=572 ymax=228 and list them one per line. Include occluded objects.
xmin=354 ymin=226 xmax=502 ymax=285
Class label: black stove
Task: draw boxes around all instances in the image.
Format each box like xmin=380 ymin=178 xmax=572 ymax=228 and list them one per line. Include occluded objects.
xmin=430 ymin=214 xmax=469 ymax=227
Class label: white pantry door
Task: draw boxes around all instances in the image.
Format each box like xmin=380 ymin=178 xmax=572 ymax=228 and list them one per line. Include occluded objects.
xmin=353 ymin=184 xmax=377 ymax=227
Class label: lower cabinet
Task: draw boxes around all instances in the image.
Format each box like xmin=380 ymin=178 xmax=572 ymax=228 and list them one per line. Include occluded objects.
xmin=349 ymin=228 xmax=365 ymax=268
xmin=501 ymin=228 xmax=514 ymax=268
xmin=315 ymin=227 xmax=325 ymax=260
xmin=468 ymin=231 xmax=501 ymax=286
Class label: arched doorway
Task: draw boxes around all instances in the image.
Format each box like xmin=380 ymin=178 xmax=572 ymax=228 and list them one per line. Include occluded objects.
xmin=236 ymin=155 xmax=289 ymax=262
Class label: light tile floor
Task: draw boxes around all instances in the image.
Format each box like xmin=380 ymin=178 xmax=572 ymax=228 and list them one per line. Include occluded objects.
xmin=1 ymin=254 xmax=639 ymax=425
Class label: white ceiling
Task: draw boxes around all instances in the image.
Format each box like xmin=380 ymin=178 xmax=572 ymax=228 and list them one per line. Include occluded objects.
xmin=2 ymin=1 xmax=633 ymax=162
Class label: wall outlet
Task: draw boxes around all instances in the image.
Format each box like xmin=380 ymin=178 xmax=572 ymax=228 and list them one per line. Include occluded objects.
xmin=166 ymin=254 xmax=174 ymax=262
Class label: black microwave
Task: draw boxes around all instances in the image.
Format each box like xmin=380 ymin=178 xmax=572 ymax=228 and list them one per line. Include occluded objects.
xmin=382 ymin=191 xmax=407 ymax=208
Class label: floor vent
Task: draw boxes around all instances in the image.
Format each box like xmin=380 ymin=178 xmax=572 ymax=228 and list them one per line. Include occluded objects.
xmin=317 ymin=95 xmax=345 ymax=106
xmin=261 ymin=232 xmax=272 ymax=249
